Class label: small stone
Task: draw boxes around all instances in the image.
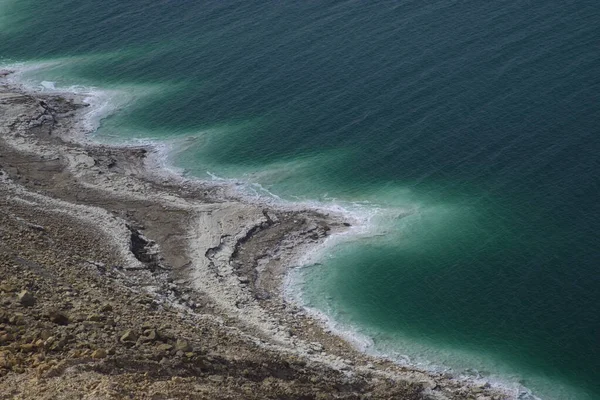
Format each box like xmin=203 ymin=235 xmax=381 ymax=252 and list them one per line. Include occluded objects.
xmin=48 ymin=311 xmax=70 ymax=325
xmin=141 ymin=329 xmax=158 ymax=342
xmin=86 ymin=314 xmax=103 ymax=322
xmin=44 ymin=336 xmax=55 ymax=348
xmin=309 ymin=342 xmax=323 ymax=352
xmin=141 ymin=321 xmax=153 ymax=330
xmin=20 ymin=344 xmax=35 ymax=353
xmin=51 ymin=338 xmax=68 ymax=351
xmin=100 ymin=304 xmax=113 ymax=313
xmin=156 ymin=343 xmax=173 ymax=352
xmin=0 ymin=333 xmax=14 ymax=344
xmin=175 ymin=339 xmax=192 ymax=352
xmin=120 ymin=330 xmax=137 ymax=343
xmin=209 ymin=375 xmax=224 ymax=383
xmin=17 ymin=290 xmax=35 ymax=307
xmin=91 ymin=349 xmax=107 ymax=359
xmin=37 ymin=362 xmax=52 ymax=373
xmin=0 ymin=283 xmax=15 ymax=293
xmin=39 ymin=330 xmax=52 ymax=341
xmin=9 ymin=314 xmax=24 ymax=325
xmin=265 ymin=212 xmax=279 ymax=223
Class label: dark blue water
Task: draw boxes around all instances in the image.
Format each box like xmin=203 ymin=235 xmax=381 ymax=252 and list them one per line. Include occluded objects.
xmin=1 ymin=1 xmax=599 ymax=398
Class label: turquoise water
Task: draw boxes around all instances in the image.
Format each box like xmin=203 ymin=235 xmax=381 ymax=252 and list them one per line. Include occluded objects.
xmin=1 ymin=1 xmax=599 ymax=398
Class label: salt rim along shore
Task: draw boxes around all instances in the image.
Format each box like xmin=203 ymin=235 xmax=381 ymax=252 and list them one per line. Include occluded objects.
xmin=0 ymin=69 xmax=511 ymax=399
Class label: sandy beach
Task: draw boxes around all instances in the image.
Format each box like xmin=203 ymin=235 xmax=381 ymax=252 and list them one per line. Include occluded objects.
xmin=0 ymin=71 xmax=508 ymax=399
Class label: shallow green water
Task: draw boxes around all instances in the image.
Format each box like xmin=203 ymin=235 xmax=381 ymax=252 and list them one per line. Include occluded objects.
xmin=1 ymin=1 xmax=599 ymax=398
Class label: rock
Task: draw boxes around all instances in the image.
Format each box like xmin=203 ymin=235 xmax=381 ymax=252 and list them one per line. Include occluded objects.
xmin=0 ymin=335 xmax=11 ymax=344
xmin=175 ymin=339 xmax=192 ymax=352
xmin=0 ymin=283 xmax=15 ymax=293
xmin=20 ymin=344 xmax=35 ymax=353
xmin=238 ymin=276 xmax=250 ymax=284
xmin=8 ymin=313 xmax=24 ymax=325
xmin=17 ymin=290 xmax=35 ymax=307
xmin=91 ymin=349 xmax=107 ymax=359
xmin=48 ymin=311 xmax=70 ymax=325
xmin=100 ymin=304 xmax=113 ymax=313
xmin=141 ymin=321 xmax=153 ymax=330
xmin=44 ymin=336 xmax=55 ymax=348
xmin=74 ymin=154 xmax=95 ymax=168
xmin=208 ymin=375 xmax=224 ymax=383
xmin=120 ymin=330 xmax=137 ymax=343
xmin=265 ymin=212 xmax=279 ymax=223
xmin=306 ymin=222 xmax=318 ymax=232
xmin=156 ymin=343 xmax=173 ymax=352
xmin=36 ymin=362 xmax=52 ymax=373
xmin=39 ymin=330 xmax=52 ymax=341
xmin=86 ymin=313 xmax=103 ymax=322
xmin=141 ymin=329 xmax=158 ymax=342
xmin=309 ymin=342 xmax=323 ymax=352
xmin=50 ymin=337 xmax=68 ymax=351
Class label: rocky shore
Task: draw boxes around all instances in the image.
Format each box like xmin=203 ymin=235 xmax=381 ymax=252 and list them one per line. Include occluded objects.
xmin=0 ymin=72 xmax=508 ymax=399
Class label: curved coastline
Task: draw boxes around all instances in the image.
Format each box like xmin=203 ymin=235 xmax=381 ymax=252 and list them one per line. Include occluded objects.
xmin=0 ymin=66 xmax=517 ymax=399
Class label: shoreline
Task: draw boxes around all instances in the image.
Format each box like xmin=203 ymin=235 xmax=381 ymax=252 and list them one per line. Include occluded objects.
xmin=0 ymin=69 xmax=511 ymax=399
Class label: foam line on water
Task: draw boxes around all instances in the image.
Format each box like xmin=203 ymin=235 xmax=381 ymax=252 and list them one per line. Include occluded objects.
xmin=1 ymin=59 xmax=162 ymax=137
xmin=286 ymin=267 xmax=546 ymax=400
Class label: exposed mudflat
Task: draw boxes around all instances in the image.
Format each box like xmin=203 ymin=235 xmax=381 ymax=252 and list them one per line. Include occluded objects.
xmin=0 ymin=74 xmax=508 ymax=399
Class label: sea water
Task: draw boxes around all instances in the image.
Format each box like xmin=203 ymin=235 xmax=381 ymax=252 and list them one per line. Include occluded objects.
xmin=1 ymin=1 xmax=599 ymax=398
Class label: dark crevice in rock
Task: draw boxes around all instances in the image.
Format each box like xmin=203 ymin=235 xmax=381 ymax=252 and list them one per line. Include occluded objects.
xmin=205 ymin=234 xmax=230 ymax=259
xmin=231 ymin=220 xmax=272 ymax=260
xmin=127 ymin=225 xmax=165 ymax=272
